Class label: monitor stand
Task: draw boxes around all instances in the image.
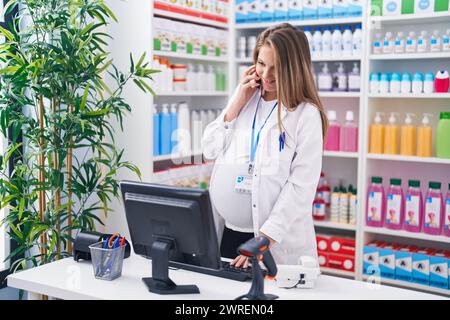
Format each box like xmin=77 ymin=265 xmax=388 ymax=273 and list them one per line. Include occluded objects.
xmin=142 ymin=238 xmax=200 ymax=295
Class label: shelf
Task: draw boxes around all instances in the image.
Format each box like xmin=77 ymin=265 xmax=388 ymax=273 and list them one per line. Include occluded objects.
xmin=236 ymin=57 xmax=252 ymax=64
xmin=153 ymin=8 xmax=228 ymax=29
xmin=235 ymin=56 xmax=361 ymax=63
xmin=314 ymin=220 xmax=357 ymax=231
xmin=361 ymin=276 xmax=449 ymax=297
xmin=369 ymin=93 xmax=450 ymax=99
xmin=364 ymin=226 xmax=450 ymax=244
xmin=235 ymin=17 xmax=363 ymax=30
xmin=320 ymin=267 xmax=355 ymax=278
xmin=153 ymin=151 xmax=203 ymax=162
xmin=156 ymin=91 xmax=229 ymax=97
xmin=369 ymin=11 xmax=450 ymax=25
xmin=154 ymin=51 xmax=228 ymax=63
xmin=370 ymin=52 xmax=450 ymax=60
xmin=319 ymin=91 xmax=361 ymax=98
xmin=323 ymin=151 xmax=359 ymax=159
xmin=366 ymin=154 xmax=450 ymax=165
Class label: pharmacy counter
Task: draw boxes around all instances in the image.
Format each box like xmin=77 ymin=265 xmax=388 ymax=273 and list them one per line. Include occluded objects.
xmin=7 ymin=254 xmax=445 ymax=300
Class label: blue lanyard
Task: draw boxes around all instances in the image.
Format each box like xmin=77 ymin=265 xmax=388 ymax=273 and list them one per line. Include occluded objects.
xmin=249 ymin=95 xmax=278 ymax=174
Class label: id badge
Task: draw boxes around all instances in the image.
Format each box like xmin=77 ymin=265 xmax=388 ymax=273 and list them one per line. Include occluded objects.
xmin=234 ymin=175 xmax=253 ymax=193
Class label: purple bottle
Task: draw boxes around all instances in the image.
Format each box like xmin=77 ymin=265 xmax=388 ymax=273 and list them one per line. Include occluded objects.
xmin=443 ymin=183 xmax=450 ymax=237
xmin=366 ymin=176 xmax=385 ymax=227
xmin=403 ymin=180 xmax=423 ymax=233
xmin=423 ymin=181 xmax=444 ymax=235
xmin=385 ymin=178 xmax=404 ymax=230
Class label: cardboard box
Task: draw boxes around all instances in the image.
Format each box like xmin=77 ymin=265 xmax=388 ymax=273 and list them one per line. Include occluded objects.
xmin=379 ymin=243 xmax=399 ymax=279
xmin=288 ymin=0 xmax=303 ymax=20
xmin=383 ymin=0 xmax=402 ymax=15
xmin=259 ymin=0 xmax=275 ymax=21
xmin=274 ymin=0 xmax=288 ymax=20
xmin=329 ymin=236 xmax=356 ymax=256
xmin=333 ymin=0 xmax=348 ymax=17
xmin=235 ymin=0 xmax=248 ymax=23
xmin=303 ymin=0 xmax=318 ymax=19
xmin=412 ymin=248 xmax=436 ymax=286
xmin=247 ymin=0 xmax=260 ymax=22
xmin=363 ymin=241 xmax=384 ymax=275
xmin=415 ymin=0 xmax=435 ymax=14
xmin=371 ymin=0 xmax=383 ymax=16
xmin=328 ymin=253 xmax=355 ymax=272
xmin=348 ymin=0 xmax=363 ymax=16
xmin=318 ymin=251 xmax=328 ymax=267
xmin=318 ymin=0 xmax=333 ymax=19
xmin=435 ymin=0 xmax=449 ymax=12
xmin=395 ymin=245 xmax=418 ymax=282
xmin=430 ymin=250 xmax=450 ymax=290
xmin=316 ymin=235 xmax=331 ymax=252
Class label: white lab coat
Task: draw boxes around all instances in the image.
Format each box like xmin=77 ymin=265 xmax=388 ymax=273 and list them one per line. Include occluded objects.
xmin=202 ymin=88 xmax=323 ymax=264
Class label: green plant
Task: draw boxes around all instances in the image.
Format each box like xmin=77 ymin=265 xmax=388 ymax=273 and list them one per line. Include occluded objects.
xmin=0 ymin=0 xmax=157 ymax=272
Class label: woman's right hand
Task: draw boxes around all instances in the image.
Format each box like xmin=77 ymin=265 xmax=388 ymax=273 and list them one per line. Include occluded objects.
xmin=224 ymin=65 xmax=260 ymax=122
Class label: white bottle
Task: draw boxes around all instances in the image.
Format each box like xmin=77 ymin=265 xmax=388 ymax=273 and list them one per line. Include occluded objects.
xmin=373 ymin=33 xmax=382 ymax=54
xmin=207 ymin=65 xmax=215 ymax=91
xmin=330 ymin=187 xmax=340 ymax=223
xmin=318 ymin=62 xmax=332 ymax=91
xmin=322 ymin=26 xmax=332 ymax=58
xmin=332 ymin=26 xmax=343 ymax=57
xmin=190 ymin=110 xmax=201 ymax=152
xmin=369 ymin=73 xmax=380 ymax=94
xmin=152 ymin=56 xmax=161 ymax=93
xmin=417 ymin=30 xmax=428 ymax=53
xmin=237 ymin=36 xmax=246 ymax=58
xmin=382 ymin=31 xmax=394 ymax=54
xmin=394 ymin=31 xmax=405 ymax=54
xmin=187 ymin=63 xmax=197 ymax=91
xmin=333 ymin=62 xmax=347 ymax=91
xmin=342 ymin=25 xmax=353 ymax=56
xmin=304 ymin=27 xmax=314 ymax=54
xmin=443 ymin=29 xmax=450 ymax=52
xmin=197 ymin=64 xmax=206 ymax=91
xmin=352 ymin=24 xmax=362 ymax=56
xmin=389 ymin=73 xmax=401 ymax=94
xmin=178 ymin=102 xmax=191 ymax=155
xmin=401 ymin=73 xmax=412 ymax=94
xmin=348 ymin=63 xmax=360 ymax=92
xmin=430 ymin=30 xmax=441 ymax=52
xmin=405 ymin=31 xmax=417 ymax=53
xmin=312 ymin=27 xmax=323 ymax=58
xmin=166 ymin=62 xmax=174 ymax=92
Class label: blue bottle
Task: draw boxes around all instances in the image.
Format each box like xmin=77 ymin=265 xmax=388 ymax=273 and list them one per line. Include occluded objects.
xmin=153 ymin=104 xmax=160 ymax=157
xmin=170 ymin=103 xmax=179 ymax=154
xmin=160 ymin=104 xmax=171 ymax=155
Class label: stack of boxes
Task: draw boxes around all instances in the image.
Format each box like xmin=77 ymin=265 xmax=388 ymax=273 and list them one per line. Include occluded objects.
xmin=316 ymin=234 xmax=356 ymax=273
xmin=363 ymin=241 xmax=450 ymax=291
xmin=371 ymin=0 xmax=449 ymax=17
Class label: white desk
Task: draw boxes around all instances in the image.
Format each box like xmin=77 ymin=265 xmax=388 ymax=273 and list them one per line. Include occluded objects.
xmin=7 ymin=254 xmax=446 ymax=300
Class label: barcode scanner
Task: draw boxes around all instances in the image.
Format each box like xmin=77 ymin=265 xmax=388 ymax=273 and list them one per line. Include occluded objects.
xmin=235 ymin=236 xmax=279 ymax=300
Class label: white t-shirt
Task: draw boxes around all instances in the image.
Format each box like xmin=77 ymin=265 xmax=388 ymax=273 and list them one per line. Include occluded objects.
xmin=211 ymin=95 xmax=278 ymax=232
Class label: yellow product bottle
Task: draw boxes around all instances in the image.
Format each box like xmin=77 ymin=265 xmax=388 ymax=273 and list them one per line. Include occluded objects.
xmin=417 ymin=113 xmax=433 ymax=157
xmin=369 ymin=112 xmax=385 ymax=154
xmin=384 ymin=112 xmax=399 ymax=155
xmin=400 ymin=113 xmax=416 ymax=156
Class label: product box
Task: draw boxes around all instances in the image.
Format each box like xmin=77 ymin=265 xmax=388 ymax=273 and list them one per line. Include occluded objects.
xmin=274 ymin=0 xmax=288 ymax=20
xmin=363 ymin=241 xmax=384 ymax=275
xmin=371 ymin=0 xmax=383 ymax=16
xmin=348 ymin=0 xmax=363 ymax=16
xmin=303 ymin=0 xmax=318 ymax=19
xmin=247 ymin=0 xmax=261 ymax=22
xmin=383 ymin=0 xmax=402 ymax=16
xmin=435 ymin=0 xmax=449 ymax=12
xmin=333 ymin=0 xmax=348 ymax=17
xmin=329 ymin=236 xmax=356 ymax=256
xmin=316 ymin=234 xmax=331 ymax=252
xmin=395 ymin=245 xmax=418 ymax=283
xmin=318 ymin=0 xmax=333 ymax=18
xmin=412 ymin=248 xmax=435 ymax=286
xmin=429 ymin=250 xmax=450 ymax=290
xmin=415 ymin=0 xmax=435 ymax=14
xmin=379 ymin=243 xmax=399 ymax=279
xmin=288 ymin=0 xmax=303 ymax=20
xmin=260 ymin=0 xmax=275 ymax=21
xmin=328 ymin=253 xmax=355 ymax=272
xmin=318 ymin=251 xmax=329 ymax=267
xmin=236 ymin=0 xmax=248 ymax=23
xmin=401 ymin=0 xmax=415 ymax=14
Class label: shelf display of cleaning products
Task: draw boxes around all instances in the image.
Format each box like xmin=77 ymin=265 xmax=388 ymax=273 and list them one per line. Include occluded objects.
xmin=324 ymin=110 xmax=358 ymax=152
xmin=154 ymin=0 xmax=229 ymax=23
xmin=369 ymin=70 xmax=450 ymax=95
xmin=317 ymin=62 xmax=360 ymax=92
xmin=365 ymin=176 xmax=450 ymax=237
xmin=371 ymin=0 xmax=450 ymax=17
xmin=237 ymin=35 xmax=257 ymax=59
xmin=363 ymin=241 xmax=450 ymax=291
xmin=153 ymin=162 xmax=215 ymax=190
xmin=372 ymin=29 xmax=450 ymax=55
xmin=152 ymin=56 xmax=227 ymax=92
xmin=153 ymin=17 xmax=228 ymax=57
xmin=316 ymin=234 xmax=356 ymax=273
xmin=235 ymin=0 xmax=363 ymax=23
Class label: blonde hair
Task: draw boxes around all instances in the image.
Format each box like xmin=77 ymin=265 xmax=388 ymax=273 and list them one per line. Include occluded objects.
xmin=253 ymin=23 xmax=328 ymax=141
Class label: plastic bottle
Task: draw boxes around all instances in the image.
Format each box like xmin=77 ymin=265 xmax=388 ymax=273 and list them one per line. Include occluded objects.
xmin=349 ymin=189 xmax=357 ymax=225
xmin=153 ymin=104 xmax=160 ymax=156
xmin=339 ymin=186 xmax=349 ymax=224
xmin=207 ymin=65 xmax=215 ymax=91
xmin=169 ymin=103 xmax=179 ymax=154
xmin=384 ymin=112 xmax=399 ymax=155
xmin=416 ymin=113 xmax=433 ymax=157
xmin=160 ymin=104 xmax=172 ymax=155
xmin=405 ymin=31 xmax=417 ymax=53
xmin=369 ymin=112 xmax=385 ymax=154
xmin=332 ymin=26 xmax=343 ymax=57
xmin=382 ymin=32 xmax=394 ymax=54
xmin=423 ymin=181 xmax=444 ymax=235
xmin=318 ymin=62 xmax=332 ymax=91
xmin=430 ymin=30 xmax=441 ymax=53
xmin=379 ymin=73 xmax=389 ymax=94
xmin=412 ymin=72 xmax=424 ymax=94
xmin=333 ymin=62 xmax=347 ymax=91
xmin=423 ymin=72 xmax=435 ymax=94
xmin=313 ymin=192 xmax=326 ymax=221
xmin=317 ymin=172 xmax=331 ymax=209
xmin=400 ymin=113 xmax=415 ymax=156
xmin=165 ymin=59 xmax=174 ymax=91
xmin=400 ymin=72 xmax=412 ymax=94
xmin=342 ymin=25 xmax=353 ymax=56
xmin=389 ymin=72 xmax=401 ymax=94
xmin=197 ymin=64 xmax=206 ymax=91
xmin=366 ymin=176 xmax=385 ymax=227
xmin=330 ymin=186 xmax=340 ymax=223
xmin=177 ymin=102 xmax=191 ymax=155
xmin=324 ymin=110 xmax=340 ymax=151
xmin=340 ymin=110 xmax=358 ymax=152
xmin=304 ymin=27 xmax=314 ymax=54
xmin=190 ymin=110 xmax=201 ymax=151
xmin=385 ymin=178 xmax=404 ymax=230
xmin=152 ymin=56 xmax=161 ymax=92
xmin=187 ymin=63 xmax=197 ymax=91
xmin=394 ymin=31 xmax=405 ymax=54
xmin=435 ymin=70 xmax=450 ymax=93
xmin=404 ymin=180 xmax=423 ymax=233
xmin=352 ymin=24 xmax=362 ymax=56
xmin=417 ymin=30 xmax=428 ymax=53
xmin=436 ymin=112 xmax=450 ymax=159
xmin=444 ymin=183 xmax=450 ymax=237
xmin=348 ymin=63 xmax=361 ymax=92
xmin=322 ymin=26 xmax=332 ymax=57
xmin=312 ymin=27 xmax=323 ymax=58
xmin=373 ymin=33 xmax=382 ymax=54
xmin=443 ymin=29 xmax=450 ymax=52
xmin=370 ymin=73 xmax=380 ymax=94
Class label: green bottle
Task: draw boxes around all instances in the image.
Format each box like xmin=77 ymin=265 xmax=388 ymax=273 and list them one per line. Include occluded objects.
xmin=436 ymin=112 xmax=450 ymax=159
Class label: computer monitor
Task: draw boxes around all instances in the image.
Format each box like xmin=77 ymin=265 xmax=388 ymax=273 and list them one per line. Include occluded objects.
xmin=120 ymin=180 xmax=221 ymax=294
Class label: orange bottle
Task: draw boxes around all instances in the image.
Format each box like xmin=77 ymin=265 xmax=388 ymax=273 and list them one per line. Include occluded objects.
xmin=369 ymin=112 xmax=385 ymax=154
xmin=416 ymin=113 xmax=433 ymax=157
xmin=384 ymin=112 xmax=399 ymax=155
xmin=400 ymin=113 xmax=415 ymax=156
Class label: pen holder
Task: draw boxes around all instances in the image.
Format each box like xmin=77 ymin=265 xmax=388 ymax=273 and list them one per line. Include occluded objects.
xmin=89 ymin=241 xmax=126 ymax=281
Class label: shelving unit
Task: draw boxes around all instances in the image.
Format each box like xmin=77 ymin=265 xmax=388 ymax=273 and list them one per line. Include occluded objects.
xmin=323 ymin=151 xmax=359 ymax=159
xmin=364 ymin=226 xmax=450 ymax=244
xmin=154 ymin=50 xmax=229 ymax=63
xmin=370 ymin=52 xmax=450 ymax=60
xmin=236 ymin=16 xmax=362 ymax=30
xmin=366 ymin=154 xmax=450 ymax=165
xmin=156 ymin=91 xmax=229 ymax=97
xmin=321 ymin=267 xmax=355 ymax=278
xmin=319 ymin=91 xmax=361 ymax=98
xmin=314 ymin=220 xmax=357 ymax=231
xmin=368 ymin=93 xmax=450 ymax=99
xmin=153 ymin=8 xmax=229 ymax=29
xmin=369 ymin=11 xmax=450 ymax=25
